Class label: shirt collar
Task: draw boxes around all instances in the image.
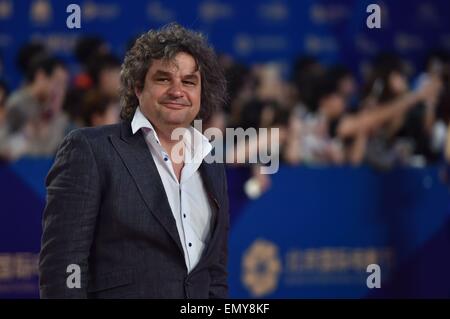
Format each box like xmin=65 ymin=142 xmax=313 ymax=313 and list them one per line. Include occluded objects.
xmin=131 ymin=106 xmax=161 ymax=144
xmin=131 ymin=106 xmax=212 ymax=162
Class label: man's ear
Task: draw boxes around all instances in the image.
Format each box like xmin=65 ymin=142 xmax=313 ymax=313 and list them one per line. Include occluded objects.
xmin=134 ymin=82 xmax=143 ymax=99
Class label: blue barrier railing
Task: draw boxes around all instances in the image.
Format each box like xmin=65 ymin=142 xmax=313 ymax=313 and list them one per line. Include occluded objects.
xmin=1 ymin=159 xmax=449 ymax=298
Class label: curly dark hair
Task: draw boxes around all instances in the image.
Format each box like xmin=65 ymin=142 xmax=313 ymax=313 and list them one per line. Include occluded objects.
xmin=120 ymin=23 xmax=227 ymax=121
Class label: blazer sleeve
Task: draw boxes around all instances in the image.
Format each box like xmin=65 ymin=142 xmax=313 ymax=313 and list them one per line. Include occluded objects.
xmin=39 ymin=129 xmax=101 ymax=298
xmin=209 ymin=163 xmax=230 ymax=299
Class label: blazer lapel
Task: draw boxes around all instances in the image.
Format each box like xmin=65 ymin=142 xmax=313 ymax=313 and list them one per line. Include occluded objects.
xmin=109 ymin=121 xmax=184 ymax=255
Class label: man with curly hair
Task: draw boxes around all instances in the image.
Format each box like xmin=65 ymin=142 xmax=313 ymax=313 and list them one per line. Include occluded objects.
xmin=39 ymin=23 xmax=229 ymax=299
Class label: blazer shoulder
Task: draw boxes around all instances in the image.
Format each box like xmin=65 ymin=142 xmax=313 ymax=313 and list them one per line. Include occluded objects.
xmin=66 ymin=122 xmax=124 ymax=143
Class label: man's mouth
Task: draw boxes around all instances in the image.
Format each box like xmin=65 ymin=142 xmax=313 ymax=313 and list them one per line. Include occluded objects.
xmin=161 ymin=102 xmax=190 ymax=110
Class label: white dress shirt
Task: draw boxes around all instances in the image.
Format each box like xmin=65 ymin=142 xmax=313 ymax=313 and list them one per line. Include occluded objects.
xmin=131 ymin=107 xmax=213 ymax=273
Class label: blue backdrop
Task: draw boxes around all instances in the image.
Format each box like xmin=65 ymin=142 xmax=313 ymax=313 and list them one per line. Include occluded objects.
xmin=1 ymin=0 xmax=450 ymax=88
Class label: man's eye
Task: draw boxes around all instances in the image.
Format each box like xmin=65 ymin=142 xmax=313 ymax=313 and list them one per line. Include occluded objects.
xmin=156 ymin=78 xmax=170 ymax=83
xmin=183 ymin=80 xmax=196 ymax=86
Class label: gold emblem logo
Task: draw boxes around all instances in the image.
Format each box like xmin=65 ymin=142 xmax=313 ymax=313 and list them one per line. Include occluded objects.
xmin=242 ymin=239 xmax=282 ymax=297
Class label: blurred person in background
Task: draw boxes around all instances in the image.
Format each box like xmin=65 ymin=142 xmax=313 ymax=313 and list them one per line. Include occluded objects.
xmin=438 ymin=54 xmax=450 ymax=161
xmin=0 ymin=54 xmax=69 ymax=161
xmin=80 ymin=90 xmax=120 ymax=127
xmin=286 ymin=56 xmax=443 ymax=167
xmin=360 ymin=53 xmax=443 ymax=169
xmin=0 ymin=79 xmax=9 ymax=126
xmin=220 ymin=57 xmax=256 ymax=128
xmin=230 ymin=98 xmax=290 ymax=197
xmin=291 ymin=56 xmax=325 ymax=114
xmin=63 ymin=39 xmax=117 ymax=133
xmin=87 ymin=53 xmax=121 ymax=99
xmin=289 ymin=74 xmax=347 ymax=165
xmin=15 ymin=42 xmax=48 ymax=82
xmin=328 ymin=65 xmax=358 ymax=111
xmin=415 ymin=50 xmax=450 ymax=157
xmin=73 ymin=36 xmax=110 ymax=90
xmin=219 ymin=54 xmax=250 ymax=117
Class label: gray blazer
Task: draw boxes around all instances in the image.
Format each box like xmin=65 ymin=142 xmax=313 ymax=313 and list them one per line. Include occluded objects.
xmin=39 ymin=121 xmax=229 ymax=299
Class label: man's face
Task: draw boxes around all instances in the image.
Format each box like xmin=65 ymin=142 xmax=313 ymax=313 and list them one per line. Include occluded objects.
xmin=136 ymin=52 xmax=201 ymax=131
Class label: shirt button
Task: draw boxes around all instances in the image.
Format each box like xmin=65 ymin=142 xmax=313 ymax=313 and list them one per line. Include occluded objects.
xmin=188 ymin=242 xmax=192 ymax=247
xmin=164 ymin=157 xmax=168 ymax=161
xmin=183 ymin=214 xmax=186 ymax=218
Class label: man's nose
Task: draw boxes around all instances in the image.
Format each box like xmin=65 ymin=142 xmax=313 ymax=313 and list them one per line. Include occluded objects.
xmin=167 ymin=81 xmax=184 ymax=98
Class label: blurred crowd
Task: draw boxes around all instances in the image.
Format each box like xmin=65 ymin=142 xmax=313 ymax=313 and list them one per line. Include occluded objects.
xmin=0 ymin=37 xmax=121 ymax=161
xmin=220 ymin=50 xmax=449 ymax=195
xmin=0 ymin=36 xmax=449 ymax=184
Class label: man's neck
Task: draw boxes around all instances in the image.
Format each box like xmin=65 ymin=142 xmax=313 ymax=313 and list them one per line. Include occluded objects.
xmin=153 ymin=123 xmax=187 ymax=149
xmin=153 ymin=123 xmax=187 ymax=182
